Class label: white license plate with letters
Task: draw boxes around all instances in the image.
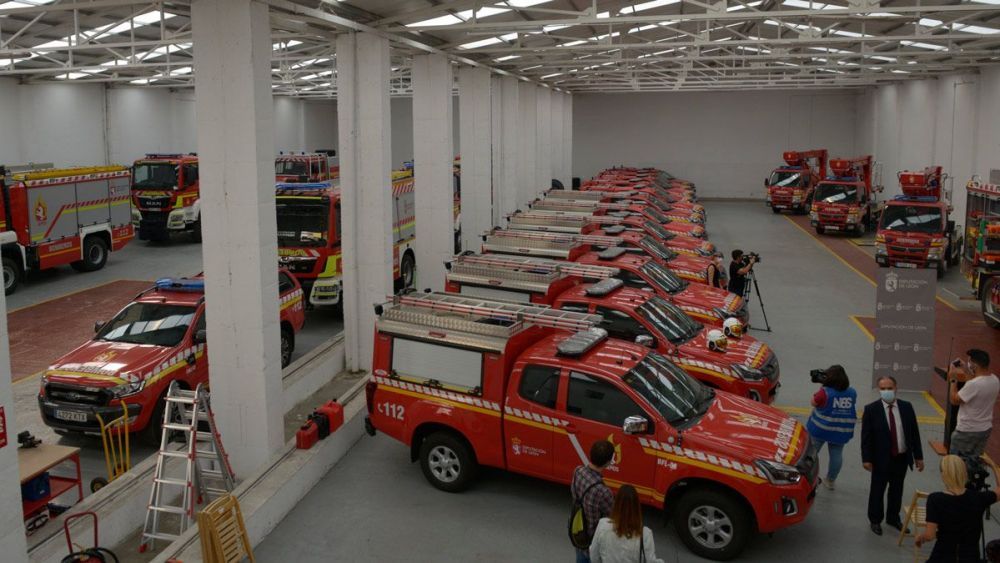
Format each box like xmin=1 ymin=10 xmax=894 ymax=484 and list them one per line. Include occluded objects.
xmin=54 ymin=410 xmax=87 ymax=423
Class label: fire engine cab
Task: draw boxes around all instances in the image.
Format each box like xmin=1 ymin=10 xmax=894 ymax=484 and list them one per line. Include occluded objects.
xmin=875 ymin=166 xmax=962 ymax=278
xmin=479 ymin=234 xmax=748 ymax=326
xmin=810 ymin=156 xmax=882 ymax=236
xmin=38 ymin=272 xmax=305 ymax=444
xmin=444 ymin=254 xmax=778 ymax=403
xmin=365 ymin=292 xmax=815 ymax=560
xmin=766 ymin=149 xmax=828 ymax=214
xmin=0 ymin=164 xmax=133 ymax=294
xmin=130 ymin=153 xmax=201 ymax=242
xmin=275 ymin=151 xmax=339 ymax=183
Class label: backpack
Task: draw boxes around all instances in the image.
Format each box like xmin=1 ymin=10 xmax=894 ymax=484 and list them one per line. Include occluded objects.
xmin=568 ymin=479 xmax=601 ymax=549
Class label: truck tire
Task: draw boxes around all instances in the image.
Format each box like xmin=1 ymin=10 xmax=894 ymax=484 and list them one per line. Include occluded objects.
xmin=400 ymin=252 xmax=416 ymax=290
xmin=419 ymin=431 xmax=477 ymax=493
xmin=2 ymin=256 xmax=22 ymax=295
xmin=672 ymin=488 xmax=752 ymax=561
xmin=191 ymin=219 xmax=202 ymax=243
xmin=815 ymin=226 xmax=825 ymax=235
xmin=280 ymin=326 xmax=294 ymax=368
xmin=141 ymin=393 xmax=168 ymax=447
xmin=770 ymin=206 xmax=781 ymax=214
xmin=937 ymin=256 xmax=948 ymax=279
xmin=71 ymin=236 xmax=109 ymax=272
xmin=982 ymin=277 xmax=1000 ymax=329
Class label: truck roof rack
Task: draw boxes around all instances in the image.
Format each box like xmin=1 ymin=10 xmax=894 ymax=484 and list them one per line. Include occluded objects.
xmin=487 ymin=229 xmax=624 ymax=248
xmin=545 ymin=190 xmax=609 ymax=201
xmin=508 ymin=211 xmax=598 ymax=233
xmin=463 ymin=253 xmax=619 ymax=280
xmin=447 ymin=254 xmax=568 ymax=293
xmin=483 ymin=233 xmax=586 ymax=260
xmin=513 ymin=210 xmax=625 ymax=226
xmin=378 ymin=292 xmax=603 ymax=341
xmin=532 ymin=200 xmax=632 ymax=213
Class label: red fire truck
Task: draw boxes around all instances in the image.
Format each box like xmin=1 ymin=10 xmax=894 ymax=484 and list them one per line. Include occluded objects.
xmin=365 ymin=292 xmax=816 ymax=560
xmin=445 ymin=255 xmax=777 ymax=403
xmin=531 ymin=197 xmax=704 ymax=225
xmin=810 ymin=155 xmax=882 ymax=236
xmin=519 ymin=208 xmax=706 ymax=240
xmin=597 ymin=167 xmax=697 ymax=192
xmin=765 ymin=149 xmax=828 ymax=214
xmin=485 ymin=228 xmax=718 ymax=286
xmin=0 ymin=165 xmax=133 ymax=295
xmin=275 ymin=152 xmax=339 ymax=183
xmin=960 ymin=178 xmax=1000 ymax=327
xmin=38 ymin=272 xmax=305 ymax=444
xmin=479 ymin=235 xmax=748 ymax=326
xmin=875 ymin=166 xmax=962 ymax=278
xmin=584 ymin=178 xmax=696 ymax=204
xmin=276 ymin=169 xmax=417 ymax=308
xmin=545 ymin=189 xmax=706 ymax=222
xmin=130 ymin=153 xmax=201 ymax=242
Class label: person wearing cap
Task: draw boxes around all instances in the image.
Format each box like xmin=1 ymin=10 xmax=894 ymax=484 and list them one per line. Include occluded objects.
xmin=947 ymin=349 xmax=1000 ymax=458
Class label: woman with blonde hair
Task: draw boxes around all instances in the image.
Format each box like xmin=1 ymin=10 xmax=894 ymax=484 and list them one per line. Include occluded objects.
xmin=916 ymin=455 xmax=1000 ymax=562
xmin=589 ymin=485 xmax=663 ymax=563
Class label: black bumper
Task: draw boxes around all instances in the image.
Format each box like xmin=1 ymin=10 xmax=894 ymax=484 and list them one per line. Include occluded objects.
xmin=137 ymin=212 xmax=170 ymax=241
xmin=37 ymin=396 xmax=142 ymax=434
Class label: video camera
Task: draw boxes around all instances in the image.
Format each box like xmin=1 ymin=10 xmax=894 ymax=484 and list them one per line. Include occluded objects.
xmin=810 ymin=369 xmax=827 ymax=384
xmin=742 ymin=252 xmax=762 ymax=265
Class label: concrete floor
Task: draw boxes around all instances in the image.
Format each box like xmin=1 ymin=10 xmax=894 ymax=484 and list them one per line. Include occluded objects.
xmin=9 ymin=236 xmax=344 ymax=506
xmin=256 ymin=201 xmax=1000 ymax=562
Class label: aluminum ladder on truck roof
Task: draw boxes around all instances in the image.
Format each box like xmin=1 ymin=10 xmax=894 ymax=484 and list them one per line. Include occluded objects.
xmin=486 ymin=229 xmax=624 ymax=248
xmin=448 ymin=254 xmax=567 ymax=294
xmin=533 ymin=199 xmax=632 ymax=212
xmin=508 ymin=211 xmax=597 ymax=233
xmin=461 ymin=253 xmax=619 ymax=281
xmin=483 ymin=232 xmax=585 ymax=259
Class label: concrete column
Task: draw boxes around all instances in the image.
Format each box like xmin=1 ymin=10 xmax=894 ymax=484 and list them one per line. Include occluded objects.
xmin=500 ymin=76 xmax=522 ymax=219
xmin=550 ymin=92 xmax=565 ymax=190
xmin=458 ymin=66 xmax=493 ymax=252
xmin=0 ymin=293 xmax=26 ymax=561
xmin=536 ymin=86 xmax=552 ymax=198
xmin=490 ymin=76 xmax=505 ymax=226
xmin=563 ymin=93 xmax=573 ymax=187
xmin=192 ymin=0 xmax=283 ymax=475
xmin=517 ymin=82 xmax=537 ymax=208
xmin=412 ymin=54 xmax=454 ymax=292
xmin=337 ymin=32 xmax=394 ymax=372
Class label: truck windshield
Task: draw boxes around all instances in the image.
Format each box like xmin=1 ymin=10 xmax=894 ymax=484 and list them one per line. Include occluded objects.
xmin=276 ymin=161 xmax=309 ymax=176
xmin=623 ymin=352 xmax=710 ymax=425
xmin=880 ymin=205 xmax=942 ymax=233
xmin=276 ymin=202 xmax=329 ymax=247
xmin=642 ymin=220 xmax=675 ymax=241
xmin=637 ymin=236 xmax=678 ymax=262
xmin=638 ymin=296 xmax=702 ymax=344
xmin=768 ymin=170 xmax=803 ymax=187
xmin=640 ymin=262 xmax=688 ymax=293
xmin=97 ymin=303 xmax=196 ymax=347
xmin=814 ymin=182 xmax=858 ymax=204
xmin=133 ymin=163 xmax=178 ymax=189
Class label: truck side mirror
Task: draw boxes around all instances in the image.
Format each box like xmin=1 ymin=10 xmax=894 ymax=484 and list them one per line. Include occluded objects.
xmin=764 ymin=177 xmax=768 ymax=187
xmin=94 ymin=320 xmax=104 ymax=334
xmin=193 ymin=329 xmax=207 ymax=344
xmin=622 ymin=415 xmax=649 ymax=435
xmin=634 ymin=335 xmax=656 ymax=348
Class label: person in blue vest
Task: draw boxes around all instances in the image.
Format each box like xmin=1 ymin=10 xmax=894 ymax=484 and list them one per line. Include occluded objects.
xmin=806 ymin=365 xmax=858 ymax=491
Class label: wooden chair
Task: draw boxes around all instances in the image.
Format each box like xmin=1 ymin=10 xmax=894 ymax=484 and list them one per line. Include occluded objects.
xmin=197 ymin=494 xmax=255 ymax=563
xmin=898 ymin=490 xmax=929 ymax=547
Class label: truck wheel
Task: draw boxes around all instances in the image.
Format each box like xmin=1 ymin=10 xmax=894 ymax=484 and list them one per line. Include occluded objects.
xmin=191 ymin=219 xmax=202 ymax=243
xmin=280 ymin=327 xmax=294 ymax=369
xmin=419 ymin=432 xmax=477 ymax=493
xmin=71 ymin=236 xmax=109 ymax=272
xmin=937 ymin=256 xmax=948 ymax=279
xmin=2 ymin=256 xmax=22 ymax=295
xmin=815 ymin=226 xmax=825 ymax=235
xmin=982 ymin=278 xmax=1000 ymax=329
xmin=770 ymin=207 xmax=780 ymax=214
xmin=673 ymin=488 xmax=752 ymax=561
xmin=400 ymin=253 xmax=416 ymax=290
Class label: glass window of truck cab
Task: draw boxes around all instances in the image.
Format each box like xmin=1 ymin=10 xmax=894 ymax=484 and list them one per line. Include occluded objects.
xmin=769 ymin=171 xmax=803 ymax=187
xmin=390 ymin=338 xmax=484 ymax=391
xmin=97 ymin=303 xmax=197 ymax=347
xmin=879 ymin=205 xmax=942 ymax=233
xmin=519 ymin=365 xmax=559 ymax=408
xmin=567 ymin=371 xmax=645 ymax=427
xmin=182 ymin=164 xmax=198 ymax=188
xmin=133 ymin=162 xmax=178 ymax=189
xmin=276 ymin=198 xmax=330 ymax=247
xmin=814 ymin=182 xmax=857 ymax=204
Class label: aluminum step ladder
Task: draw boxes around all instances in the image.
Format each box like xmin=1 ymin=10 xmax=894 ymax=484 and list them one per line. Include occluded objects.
xmin=139 ymin=382 xmax=236 ymax=553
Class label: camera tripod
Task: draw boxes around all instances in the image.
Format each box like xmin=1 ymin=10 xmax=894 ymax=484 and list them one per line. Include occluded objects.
xmin=742 ymin=269 xmax=772 ymax=332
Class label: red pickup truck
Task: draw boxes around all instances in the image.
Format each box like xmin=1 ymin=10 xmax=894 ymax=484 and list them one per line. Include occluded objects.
xmin=365 ymin=292 xmax=816 ymax=561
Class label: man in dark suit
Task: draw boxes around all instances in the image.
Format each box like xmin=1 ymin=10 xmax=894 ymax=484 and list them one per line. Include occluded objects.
xmin=861 ymin=375 xmax=925 ymax=536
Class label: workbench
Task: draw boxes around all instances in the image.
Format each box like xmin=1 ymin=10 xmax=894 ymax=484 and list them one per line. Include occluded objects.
xmin=19 ymin=444 xmax=83 ymax=521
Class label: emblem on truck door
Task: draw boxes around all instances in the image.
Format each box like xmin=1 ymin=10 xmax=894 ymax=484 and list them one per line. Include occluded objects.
xmin=34 ymin=197 xmax=48 ymax=224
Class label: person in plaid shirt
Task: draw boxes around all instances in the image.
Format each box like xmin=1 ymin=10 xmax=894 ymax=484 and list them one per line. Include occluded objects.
xmin=572 ymin=440 xmax=616 ymax=563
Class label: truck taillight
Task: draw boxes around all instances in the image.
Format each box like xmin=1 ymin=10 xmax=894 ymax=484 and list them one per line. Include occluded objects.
xmin=365 ymin=380 xmax=377 ymax=413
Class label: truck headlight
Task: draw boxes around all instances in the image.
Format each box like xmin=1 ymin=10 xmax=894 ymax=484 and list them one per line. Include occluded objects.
xmin=109 ymin=378 xmax=144 ymax=398
xmin=131 ymin=208 xmax=141 ymax=223
xmin=732 ymin=363 xmax=766 ymax=381
xmin=875 ymin=243 xmax=887 ymax=255
xmin=167 ymin=209 xmax=186 ymax=227
xmin=928 ymin=248 xmax=943 ymax=260
xmin=755 ymin=459 xmax=802 ymax=485
xmin=809 ymin=211 xmax=818 ymax=221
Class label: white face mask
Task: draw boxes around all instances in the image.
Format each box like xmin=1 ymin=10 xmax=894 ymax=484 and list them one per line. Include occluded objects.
xmin=879 ymin=389 xmax=896 ymax=403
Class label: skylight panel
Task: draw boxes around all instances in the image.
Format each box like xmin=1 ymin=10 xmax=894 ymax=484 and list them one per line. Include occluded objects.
xmin=727 ymin=1 xmax=762 ymax=11
xmin=541 ymin=72 xmax=563 ymax=79
xmin=0 ymin=0 xmax=58 ymax=8
xmin=783 ymin=0 xmax=840 ymax=9
xmin=458 ymin=32 xmax=517 ymax=50
xmin=273 ymin=40 xmax=303 ymax=50
xmin=507 ymin=0 xmax=552 ymax=7
xmin=953 ymin=23 xmax=1000 ymax=34
xmin=899 ymin=40 xmax=947 ymax=51
xmin=495 ymin=55 xmax=521 ymax=61
xmin=407 ymin=14 xmax=464 ymax=26
xmin=620 ymin=0 xmax=681 ymax=14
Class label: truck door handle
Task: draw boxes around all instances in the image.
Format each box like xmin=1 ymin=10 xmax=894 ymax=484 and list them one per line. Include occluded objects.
xmin=565 ymin=423 xmax=579 ymax=434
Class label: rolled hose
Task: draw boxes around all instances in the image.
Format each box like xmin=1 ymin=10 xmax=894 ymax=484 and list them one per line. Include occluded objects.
xmin=61 ymin=547 xmax=119 ymax=563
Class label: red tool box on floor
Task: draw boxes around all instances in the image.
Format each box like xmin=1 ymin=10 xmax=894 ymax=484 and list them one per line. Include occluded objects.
xmin=295 ymin=400 xmax=344 ymax=450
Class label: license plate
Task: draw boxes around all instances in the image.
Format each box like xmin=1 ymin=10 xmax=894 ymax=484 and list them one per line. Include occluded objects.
xmin=896 ymin=262 xmax=917 ymax=268
xmin=774 ymin=205 xmax=786 ymax=209
xmin=826 ymin=225 xmax=839 ymax=231
xmin=54 ymin=410 xmax=87 ymax=423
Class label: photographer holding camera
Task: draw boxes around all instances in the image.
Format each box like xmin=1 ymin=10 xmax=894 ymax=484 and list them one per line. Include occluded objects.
xmin=806 ymin=365 xmax=858 ymax=491
xmin=728 ymin=249 xmax=757 ymax=297
xmin=947 ymin=349 xmax=999 ymax=458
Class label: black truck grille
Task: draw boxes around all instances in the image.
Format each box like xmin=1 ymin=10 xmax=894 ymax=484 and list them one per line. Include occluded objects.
xmin=45 ymin=382 xmax=110 ymax=406
xmin=760 ymin=355 xmax=780 ymax=382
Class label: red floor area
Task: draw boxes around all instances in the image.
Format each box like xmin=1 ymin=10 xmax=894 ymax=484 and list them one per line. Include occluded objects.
xmin=8 ymin=280 xmax=151 ymax=382
xmin=787 ymin=215 xmax=1000 ymax=456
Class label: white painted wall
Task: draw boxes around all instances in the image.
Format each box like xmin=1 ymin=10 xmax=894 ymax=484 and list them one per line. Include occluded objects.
xmin=18 ymin=83 xmax=107 ymax=167
xmin=572 ymin=90 xmax=859 ymax=199
xmin=390 ymin=96 xmax=461 ymax=167
xmin=304 ymin=101 xmax=338 ymax=153
xmin=273 ymin=96 xmax=306 ymax=153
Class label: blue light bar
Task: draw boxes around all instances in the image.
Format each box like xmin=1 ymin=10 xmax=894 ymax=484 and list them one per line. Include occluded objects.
xmin=275 ymin=182 xmax=333 ymax=190
xmin=892 ymin=195 xmax=938 ymax=202
xmin=154 ymin=278 xmax=205 ymax=292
